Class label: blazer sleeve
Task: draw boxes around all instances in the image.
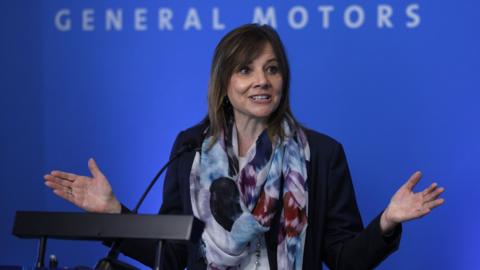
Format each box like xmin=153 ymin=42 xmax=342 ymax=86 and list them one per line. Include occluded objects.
xmin=116 ymin=131 xmax=189 ymax=270
xmin=322 ymin=142 xmax=402 ymax=270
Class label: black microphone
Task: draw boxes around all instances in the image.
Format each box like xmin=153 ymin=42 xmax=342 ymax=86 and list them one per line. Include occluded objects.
xmin=132 ymin=142 xmax=199 ymax=214
xmin=95 ymin=141 xmax=200 ymax=270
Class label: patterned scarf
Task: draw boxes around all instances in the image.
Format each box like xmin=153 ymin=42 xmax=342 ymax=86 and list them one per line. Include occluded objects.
xmin=189 ymin=120 xmax=310 ymax=270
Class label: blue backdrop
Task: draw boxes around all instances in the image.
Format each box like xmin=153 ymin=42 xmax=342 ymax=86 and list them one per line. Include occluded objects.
xmin=1 ymin=0 xmax=478 ymax=269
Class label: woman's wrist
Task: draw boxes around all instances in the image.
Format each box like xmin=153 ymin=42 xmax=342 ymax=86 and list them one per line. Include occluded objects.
xmin=380 ymin=208 xmax=398 ymax=235
xmin=103 ymin=196 xmax=122 ymax=214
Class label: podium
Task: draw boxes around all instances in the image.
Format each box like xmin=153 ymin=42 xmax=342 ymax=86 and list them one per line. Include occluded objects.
xmin=12 ymin=211 xmax=203 ymax=270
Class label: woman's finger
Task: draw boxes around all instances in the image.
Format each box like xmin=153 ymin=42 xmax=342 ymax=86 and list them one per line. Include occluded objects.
xmin=424 ymin=186 xmax=445 ymax=202
xmin=44 ymin=174 xmax=72 ymax=188
xmin=45 ymin=180 xmax=73 ymax=194
xmin=51 ymin=170 xmax=77 ymax=182
xmin=44 ymin=180 xmax=64 ymax=190
xmin=423 ymin=198 xmax=445 ymax=210
xmin=422 ymin=182 xmax=437 ymax=196
xmin=88 ymin=158 xmax=105 ymax=179
xmin=403 ymin=171 xmax=422 ymax=191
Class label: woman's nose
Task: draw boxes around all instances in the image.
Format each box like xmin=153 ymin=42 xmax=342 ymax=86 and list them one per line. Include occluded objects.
xmin=253 ymin=70 xmax=270 ymax=89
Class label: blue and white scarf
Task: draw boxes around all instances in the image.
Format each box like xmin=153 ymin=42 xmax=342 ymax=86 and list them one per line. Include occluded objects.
xmin=189 ymin=120 xmax=310 ymax=270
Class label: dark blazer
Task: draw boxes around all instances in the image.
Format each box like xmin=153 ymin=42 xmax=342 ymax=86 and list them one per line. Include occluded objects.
xmin=118 ymin=122 xmax=401 ymax=270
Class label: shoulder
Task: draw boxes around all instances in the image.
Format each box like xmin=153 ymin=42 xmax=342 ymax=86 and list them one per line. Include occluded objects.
xmin=300 ymin=126 xmax=346 ymax=166
xmin=302 ymin=126 xmax=342 ymax=151
xmin=174 ymin=119 xmax=209 ymax=148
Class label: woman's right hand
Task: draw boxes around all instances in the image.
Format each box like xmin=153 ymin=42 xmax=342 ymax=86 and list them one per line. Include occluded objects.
xmin=43 ymin=158 xmax=122 ymax=214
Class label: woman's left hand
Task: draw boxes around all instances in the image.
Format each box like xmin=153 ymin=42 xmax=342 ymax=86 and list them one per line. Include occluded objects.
xmin=380 ymin=171 xmax=445 ymax=234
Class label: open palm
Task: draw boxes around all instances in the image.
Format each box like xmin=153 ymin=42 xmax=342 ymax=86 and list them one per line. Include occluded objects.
xmin=381 ymin=171 xmax=445 ymax=232
xmin=44 ymin=158 xmax=121 ymax=213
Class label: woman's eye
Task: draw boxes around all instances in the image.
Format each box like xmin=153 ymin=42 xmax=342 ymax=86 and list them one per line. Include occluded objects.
xmin=238 ymin=66 xmax=251 ymax=74
xmin=266 ymin=65 xmax=279 ymax=74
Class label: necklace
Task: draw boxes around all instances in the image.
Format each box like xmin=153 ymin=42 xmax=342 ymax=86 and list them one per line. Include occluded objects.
xmin=254 ymin=236 xmax=262 ymax=269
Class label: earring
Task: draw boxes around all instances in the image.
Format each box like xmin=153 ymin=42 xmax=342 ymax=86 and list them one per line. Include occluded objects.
xmin=223 ymin=96 xmax=230 ymax=106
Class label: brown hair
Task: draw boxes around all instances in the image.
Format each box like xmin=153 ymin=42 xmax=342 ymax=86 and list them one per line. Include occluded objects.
xmin=207 ymin=24 xmax=298 ymax=143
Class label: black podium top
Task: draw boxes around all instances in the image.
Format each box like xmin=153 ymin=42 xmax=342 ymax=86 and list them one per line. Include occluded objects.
xmin=13 ymin=211 xmax=203 ymax=242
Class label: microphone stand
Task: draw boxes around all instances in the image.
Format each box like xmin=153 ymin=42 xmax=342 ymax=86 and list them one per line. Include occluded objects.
xmin=95 ymin=144 xmax=198 ymax=270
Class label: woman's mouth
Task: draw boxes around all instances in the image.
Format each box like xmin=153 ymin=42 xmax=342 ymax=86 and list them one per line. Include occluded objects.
xmin=249 ymin=95 xmax=272 ymax=103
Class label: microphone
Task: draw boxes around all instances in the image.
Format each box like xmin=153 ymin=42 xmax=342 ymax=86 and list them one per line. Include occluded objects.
xmin=132 ymin=142 xmax=199 ymax=214
xmin=95 ymin=140 xmax=200 ymax=270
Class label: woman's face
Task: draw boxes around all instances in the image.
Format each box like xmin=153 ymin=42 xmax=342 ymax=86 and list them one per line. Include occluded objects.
xmin=227 ymin=43 xmax=283 ymax=124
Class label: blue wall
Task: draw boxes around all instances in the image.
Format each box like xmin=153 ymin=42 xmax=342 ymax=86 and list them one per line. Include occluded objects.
xmin=1 ymin=1 xmax=479 ymax=269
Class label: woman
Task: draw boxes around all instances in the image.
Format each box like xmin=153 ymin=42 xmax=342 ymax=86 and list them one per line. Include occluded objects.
xmin=44 ymin=24 xmax=445 ymax=270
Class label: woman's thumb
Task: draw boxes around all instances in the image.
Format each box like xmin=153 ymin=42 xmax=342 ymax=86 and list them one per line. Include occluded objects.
xmin=88 ymin=158 xmax=104 ymax=178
